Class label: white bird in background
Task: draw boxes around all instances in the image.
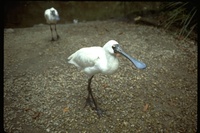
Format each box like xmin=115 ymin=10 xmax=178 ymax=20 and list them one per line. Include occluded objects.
xmin=68 ymin=40 xmax=146 ymax=117
xmin=44 ymin=7 xmax=60 ymax=41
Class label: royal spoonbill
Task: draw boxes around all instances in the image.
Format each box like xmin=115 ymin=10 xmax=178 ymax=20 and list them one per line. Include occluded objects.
xmin=68 ymin=40 xmax=146 ymax=117
xmin=44 ymin=7 xmax=60 ymax=41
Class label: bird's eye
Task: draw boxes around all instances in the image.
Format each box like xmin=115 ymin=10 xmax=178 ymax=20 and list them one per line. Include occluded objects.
xmin=112 ymin=45 xmax=116 ymax=48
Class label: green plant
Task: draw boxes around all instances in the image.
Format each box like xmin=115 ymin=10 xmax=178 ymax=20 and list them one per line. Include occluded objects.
xmin=164 ymin=2 xmax=197 ymax=40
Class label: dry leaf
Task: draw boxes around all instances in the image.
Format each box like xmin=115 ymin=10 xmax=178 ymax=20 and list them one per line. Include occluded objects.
xmin=143 ymin=103 xmax=149 ymax=112
xmin=63 ymin=107 xmax=69 ymax=113
xmin=32 ymin=112 xmax=41 ymax=119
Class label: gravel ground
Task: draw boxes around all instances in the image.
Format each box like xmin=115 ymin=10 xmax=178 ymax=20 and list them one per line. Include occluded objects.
xmin=4 ymin=20 xmax=197 ymax=132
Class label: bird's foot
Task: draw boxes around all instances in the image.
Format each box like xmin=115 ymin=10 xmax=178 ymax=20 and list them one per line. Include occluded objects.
xmin=51 ymin=38 xmax=55 ymax=41
xmin=57 ymin=35 xmax=60 ymax=40
xmin=95 ymin=107 xmax=106 ymax=118
xmin=84 ymin=98 xmax=106 ymax=117
xmin=84 ymin=97 xmax=94 ymax=109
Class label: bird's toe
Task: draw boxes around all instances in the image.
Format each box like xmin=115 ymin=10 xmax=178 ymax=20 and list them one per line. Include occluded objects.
xmin=84 ymin=97 xmax=94 ymax=109
xmin=96 ymin=108 xmax=106 ymax=118
xmin=57 ymin=35 xmax=60 ymax=39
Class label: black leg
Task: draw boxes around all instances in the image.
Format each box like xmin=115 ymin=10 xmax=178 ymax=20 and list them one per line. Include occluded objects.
xmin=86 ymin=75 xmax=105 ymax=117
xmin=84 ymin=76 xmax=94 ymax=108
xmin=50 ymin=25 xmax=54 ymax=41
xmin=55 ymin=24 xmax=59 ymax=40
xmin=84 ymin=93 xmax=93 ymax=109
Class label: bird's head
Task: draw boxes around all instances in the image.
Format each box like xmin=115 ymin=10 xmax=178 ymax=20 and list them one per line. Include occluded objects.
xmin=50 ymin=8 xmax=60 ymax=21
xmin=104 ymin=40 xmax=146 ymax=69
xmin=103 ymin=40 xmax=119 ymax=55
xmin=51 ymin=10 xmax=56 ymax=16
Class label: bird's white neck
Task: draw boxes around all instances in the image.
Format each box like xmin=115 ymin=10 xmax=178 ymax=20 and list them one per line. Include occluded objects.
xmin=101 ymin=52 xmax=119 ymax=75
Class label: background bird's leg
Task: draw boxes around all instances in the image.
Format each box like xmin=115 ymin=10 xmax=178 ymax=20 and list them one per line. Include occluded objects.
xmin=50 ymin=24 xmax=54 ymax=41
xmin=55 ymin=24 xmax=59 ymax=40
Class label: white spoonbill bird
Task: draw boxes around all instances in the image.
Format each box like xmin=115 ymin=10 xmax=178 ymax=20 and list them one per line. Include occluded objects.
xmin=68 ymin=40 xmax=146 ymax=117
xmin=44 ymin=7 xmax=60 ymax=41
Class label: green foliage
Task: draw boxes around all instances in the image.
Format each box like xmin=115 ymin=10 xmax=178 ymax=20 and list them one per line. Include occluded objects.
xmin=164 ymin=2 xmax=197 ymax=40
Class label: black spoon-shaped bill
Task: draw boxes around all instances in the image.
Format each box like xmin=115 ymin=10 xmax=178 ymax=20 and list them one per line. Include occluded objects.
xmin=113 ymin=44 xmax=146 ymax=69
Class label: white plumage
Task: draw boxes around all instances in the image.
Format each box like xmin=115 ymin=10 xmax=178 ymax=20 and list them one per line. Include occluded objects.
xmin=68 ymin=40 xmax=146 ymax=117
xmin=68 ymin=40 xmax=119 ymax=78
xmin=44 ymin=7 xmax=60 ymax=41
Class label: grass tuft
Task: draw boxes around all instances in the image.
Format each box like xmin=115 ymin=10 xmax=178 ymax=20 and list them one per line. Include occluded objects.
xmin=163 ymin=2 xmax=197 ymax=41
